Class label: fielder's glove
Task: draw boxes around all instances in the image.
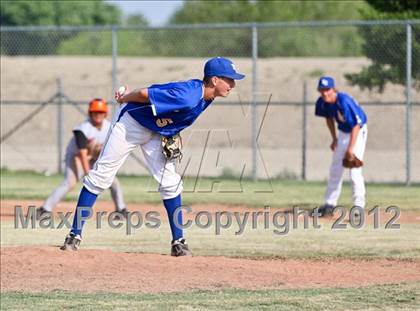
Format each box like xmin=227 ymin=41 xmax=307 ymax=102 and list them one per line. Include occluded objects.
xmin=88 ymin=143 xmax=103 ymax=163
xmin=342 ymin=153 xmax=363 ymax=168
xmin=161 ymin=134 xmax=182 ymax=161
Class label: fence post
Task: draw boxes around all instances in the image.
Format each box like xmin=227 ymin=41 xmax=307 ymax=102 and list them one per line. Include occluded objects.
xmin=251 ymin=23 xmax=258 ymax=181
xmin=302 ymin=81 xmax=308 ymax=180
xmin=405 ymin=22 xmax=412 ymax=186
xmin=111 ymin=26 xmax=118 ymax=112
xmin=57 ymin=78 xmax=64 ymax=174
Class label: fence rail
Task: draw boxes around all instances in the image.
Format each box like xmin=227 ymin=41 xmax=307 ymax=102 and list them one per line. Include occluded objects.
xmin=2 ymin=19 xmax=419 ymax=32
xmin=2 ymin=100 xmax=420 ymax=106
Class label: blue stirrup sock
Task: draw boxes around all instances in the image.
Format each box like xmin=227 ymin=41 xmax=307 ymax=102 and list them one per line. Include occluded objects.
xmin=163 ymin=194 xmax=183 ymax=241
xmin=70 ymin=186 xmax=98 ymax=236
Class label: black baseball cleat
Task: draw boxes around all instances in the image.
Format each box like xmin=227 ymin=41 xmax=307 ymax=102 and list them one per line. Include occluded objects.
xmin=171 ymin=238 xmax=192 ymax=257
xmin=115 ymin=208 xmax=129 ymax=220
xmin=317 ymin=204 xmax=335 ymax=217
xmin=353 ymin=210 xmax=361 ymax=220
xmin=351 ymin=206 xmax=363 ymax=219
xmin=60 ymin=233 xmax=82 ymax=251
xmin=36 ymin=207 xmax=51 ymax=220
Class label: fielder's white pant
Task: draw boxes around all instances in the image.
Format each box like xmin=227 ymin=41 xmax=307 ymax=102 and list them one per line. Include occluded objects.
xmin=84 ymin=110 xmax=183 ymax=200
xmin=43 ymin=155 xmax=125 ymax=212
xmin=325 ymin=126 xmax=368 ymax=208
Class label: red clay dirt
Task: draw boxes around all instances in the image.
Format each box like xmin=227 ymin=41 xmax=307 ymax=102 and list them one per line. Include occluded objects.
xmin=2 ymin=200 xmax=420 ymax=293
xmin=1 ymin=246 xmax=420 ymax=293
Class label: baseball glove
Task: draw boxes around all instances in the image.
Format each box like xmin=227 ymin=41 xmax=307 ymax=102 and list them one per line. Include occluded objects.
xmin=161 ymin=134 xmax=182 ymax=161
xmin=88 ymin=143 xmax=103 ymax=163
xmin=342 ymin=153 xmax=363 ymax=168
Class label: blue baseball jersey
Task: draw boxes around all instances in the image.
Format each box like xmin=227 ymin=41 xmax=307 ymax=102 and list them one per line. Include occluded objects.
xmin=118 ymin=79 xmax=213 ymax=136
xmin=315 ymin=92 xmax=367 ymax=133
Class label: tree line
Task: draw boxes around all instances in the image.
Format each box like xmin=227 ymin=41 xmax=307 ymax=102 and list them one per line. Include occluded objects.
xmin=1 ymin=0 xmax=419 ymax=91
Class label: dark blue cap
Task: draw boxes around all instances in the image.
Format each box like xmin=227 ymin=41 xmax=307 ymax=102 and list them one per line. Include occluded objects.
xmin=204 ymin=57 xmax=245 ymax=80
xmin=318 ymin=76 xmax=335 ymax=90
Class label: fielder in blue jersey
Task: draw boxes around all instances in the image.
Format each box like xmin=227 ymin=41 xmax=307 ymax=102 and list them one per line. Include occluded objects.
xmin=60 ymin=57 xmax=245 ymax=256
xmin=315 ymin=76 xmax=368 ymax=216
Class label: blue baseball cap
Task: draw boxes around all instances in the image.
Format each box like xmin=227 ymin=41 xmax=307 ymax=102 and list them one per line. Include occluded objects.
xmin=204 ymin=57 xmax=245 ymax=80
xmin=318 ymin=76 xmax=335 ymax=90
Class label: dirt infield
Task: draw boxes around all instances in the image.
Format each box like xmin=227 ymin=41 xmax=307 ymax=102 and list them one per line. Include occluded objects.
xmin=2 ymin=200 xmax=420 ymax=293
xmin=1 ymin=246 xmax=420 ymax=293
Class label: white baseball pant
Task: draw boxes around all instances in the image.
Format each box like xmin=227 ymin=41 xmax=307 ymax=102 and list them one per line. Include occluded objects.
xmin=83 ymin=110 xmax=183 ymax=200
xmin=43 ymin=154 xmax=125 ymax=212
xmin=325 ymin=125 xmax=368 ymax=208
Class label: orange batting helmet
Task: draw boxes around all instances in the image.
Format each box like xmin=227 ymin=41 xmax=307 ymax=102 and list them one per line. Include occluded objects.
xmin=88 ymin=98 xmax=108 ymax=113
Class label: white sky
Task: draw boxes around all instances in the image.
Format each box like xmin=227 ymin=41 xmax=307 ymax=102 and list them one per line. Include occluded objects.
xmin=106 ymin=0 xmax=184 ymax=26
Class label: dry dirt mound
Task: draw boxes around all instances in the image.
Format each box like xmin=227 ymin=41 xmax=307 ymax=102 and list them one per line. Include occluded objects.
xmin=1 ymin=246 xmax=419 ymax=293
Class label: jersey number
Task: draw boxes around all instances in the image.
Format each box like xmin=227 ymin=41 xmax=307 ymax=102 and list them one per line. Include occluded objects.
xmin=156 ymin=118 xmax=173 ymax=127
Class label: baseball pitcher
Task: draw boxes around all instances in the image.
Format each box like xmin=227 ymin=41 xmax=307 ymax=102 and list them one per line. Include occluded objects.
xmin=315 ymin=76 xmax=368 ymax=216
xmin=60 ymin=57 xmax=245 ymax=256
xmin=37 ymin=99 xmax=127 ymax=218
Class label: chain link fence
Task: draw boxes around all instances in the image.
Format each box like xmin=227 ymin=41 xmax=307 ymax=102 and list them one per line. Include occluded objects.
xmin=1 ymin=20 xmax=419 ymax=184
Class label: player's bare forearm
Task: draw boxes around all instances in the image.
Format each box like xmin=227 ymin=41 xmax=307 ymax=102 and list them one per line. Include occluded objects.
xmin=326 ymin=118 xmax=337 ymax=140
xmin=119 ymin=88 xmax=149 ymax=104
xmin=326 ymin=118 xmax=337 ymax=151
xmin=77 ymin=149 xmax=90 ymax=175
xmin=347 ymin=124 xmax=360 ymax=155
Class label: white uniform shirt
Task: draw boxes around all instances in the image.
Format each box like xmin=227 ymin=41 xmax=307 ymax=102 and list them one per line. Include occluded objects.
xmin=65 ymin=119 xmax=110 ymax=158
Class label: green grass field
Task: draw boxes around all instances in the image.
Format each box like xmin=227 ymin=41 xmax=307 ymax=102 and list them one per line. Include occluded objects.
xmin=1 ymin=283 xmax=419 ymax=311
xmin=2 ymin=170 xmax=420 ymax=209
xmin=2 ymin=215 xmax=420 ymax=259
xmin=1 ymin=170 xmax=420 ymax=310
